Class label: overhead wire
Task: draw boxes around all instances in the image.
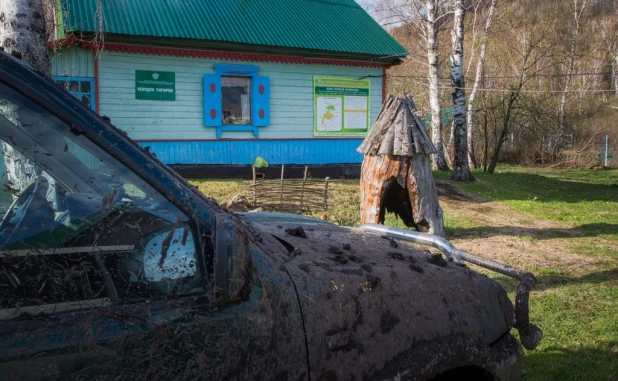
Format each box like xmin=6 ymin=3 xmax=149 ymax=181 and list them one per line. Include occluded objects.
xmin=383 ymin=80 xmax=617 ymax=94
xmin=377 ymin=72 xmax=617 ymax=94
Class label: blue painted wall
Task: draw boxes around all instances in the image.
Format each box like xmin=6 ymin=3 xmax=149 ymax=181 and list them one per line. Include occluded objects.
xmin=138 ymin=139 xmax=364 ymax=165
xmin=50 ymin=48 xmax=383 ymax=165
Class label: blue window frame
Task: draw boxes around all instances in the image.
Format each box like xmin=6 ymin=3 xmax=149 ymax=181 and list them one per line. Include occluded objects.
xmin=53 ymin=77 xmax=96 ymax=111
xmin=204 ymin=64 xmax=270 ymax=138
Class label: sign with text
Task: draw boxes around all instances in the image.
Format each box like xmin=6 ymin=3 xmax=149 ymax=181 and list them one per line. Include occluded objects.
xmin=313 ymin=76 xmax=371 ymax=136
xmin=135 ymin=70 xmax=176 ymax=100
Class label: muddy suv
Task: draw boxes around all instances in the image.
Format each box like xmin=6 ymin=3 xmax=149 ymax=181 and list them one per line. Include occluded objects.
xmin=0 ymin=51 xmax=541 ymax=380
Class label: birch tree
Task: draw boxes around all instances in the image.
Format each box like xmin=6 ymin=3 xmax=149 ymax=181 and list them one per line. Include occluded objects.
xmin=371 ymin=0 xmax=451 ymax=170
xmin=446 ymin=0 xmax=480 ymax=166
xmin=613 ymin=45 xmax=618 ymax=98
xmin=425 ymin=0 xmax=450 ymax=170
xmin=0 ymin=0 xmax=53 ymax=193
xmin=608 ymin=0 xmax=618 ymax=98
xmin=449 ymin=0 xmax=472 ymax=180
xmin=466 ymin=0 xmax=498 ymax=168
xmin=594 ymin=0 xmax=618 ymax=98
xmin=378 ymin=0 xmax=617 ymax=168
xmin=557 ymin=0 xmax=589 ymax=143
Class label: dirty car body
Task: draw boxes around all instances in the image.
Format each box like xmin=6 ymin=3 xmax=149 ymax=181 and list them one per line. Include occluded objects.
xmin=0 ymin=51 xmax=534 ymax=380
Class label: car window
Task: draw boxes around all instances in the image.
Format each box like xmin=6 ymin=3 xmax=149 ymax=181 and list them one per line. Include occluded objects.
xmin=0 ymin=83 xmax=203 ymax=319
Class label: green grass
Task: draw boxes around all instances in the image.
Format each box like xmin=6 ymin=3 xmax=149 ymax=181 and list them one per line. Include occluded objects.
xmin=437 ymin=166 xmax=618 ymax=381
xmin=433 ymin=166 xmax=618 ymax=242
xmin=574 ymin=239 xmax=618 ymax=259
xmin=190 ymin=166 xmax=618 ymax=381
xmin=523 ymin=282 xmax=618 ymax=380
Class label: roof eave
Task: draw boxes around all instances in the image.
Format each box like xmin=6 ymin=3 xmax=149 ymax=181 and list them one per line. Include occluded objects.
xmin=67 ymin=32 xmax=407 ymax=65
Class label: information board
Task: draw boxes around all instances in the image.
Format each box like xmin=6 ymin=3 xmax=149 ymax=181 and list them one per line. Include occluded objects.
xmin=135 ymin=70 xmax=176 ymax=100
xmin=313 ymin=76 xmax=371 ymax=136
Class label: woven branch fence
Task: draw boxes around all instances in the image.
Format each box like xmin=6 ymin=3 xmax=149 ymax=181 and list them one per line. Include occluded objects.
xmin=247 ymin=165 xmax=330 ymax=214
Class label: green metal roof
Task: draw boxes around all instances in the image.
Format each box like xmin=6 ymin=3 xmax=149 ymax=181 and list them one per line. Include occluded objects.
xmin=60 ymin=0 xmax=407 ymax=63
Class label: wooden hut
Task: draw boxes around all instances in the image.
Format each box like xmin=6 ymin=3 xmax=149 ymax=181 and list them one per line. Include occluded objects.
xmin=358 ymin=95 xmax=444 ymax=236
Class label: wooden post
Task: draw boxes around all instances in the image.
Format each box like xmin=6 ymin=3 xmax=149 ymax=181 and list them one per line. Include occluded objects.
xmin=252 ymin=165 xmax=257 ymax=207
xmin=280 ymin=164 xmax=285 ymax=205
xmin=300 ymin=166 xmax=308 ymax=211
xmin=323 ymin=177 xmax=329 ymax=216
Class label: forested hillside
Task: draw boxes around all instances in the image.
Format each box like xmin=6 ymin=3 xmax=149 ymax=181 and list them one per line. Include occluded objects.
xmin=364 ymin=0 xmax=617 ymax=170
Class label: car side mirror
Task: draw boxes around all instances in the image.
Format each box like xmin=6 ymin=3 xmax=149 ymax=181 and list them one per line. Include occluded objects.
xmin=214 ymin=214 xmax=252 ymax=303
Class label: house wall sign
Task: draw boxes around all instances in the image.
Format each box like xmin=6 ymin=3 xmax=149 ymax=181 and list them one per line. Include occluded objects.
xmin=313 ymin=76 xmax=371 ymax=137
xmin=135 ymin=70 xmax=176 ymax=100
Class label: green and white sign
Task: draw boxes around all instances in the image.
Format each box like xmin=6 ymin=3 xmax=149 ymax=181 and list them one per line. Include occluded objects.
xmin=135 ymin=70 xmax=176 ymax=100
xmin=313 ymin=76 xmax=371 ymax=136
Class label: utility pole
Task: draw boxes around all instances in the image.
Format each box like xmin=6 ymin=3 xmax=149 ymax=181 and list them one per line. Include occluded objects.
xmin=605 ymin=135 xmax=609 ymax=167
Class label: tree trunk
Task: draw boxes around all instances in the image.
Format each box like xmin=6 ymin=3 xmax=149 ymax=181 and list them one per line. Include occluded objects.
xmin=0 ymin=0 xmax=52 ymax=195
xmin=482 ymin=106 xmax=488 ymax=172
xmin=558 ymin=0 xmax=588 ymax=144
xmin=487 ymin=100 xmax=516 ymax=174
xmin=487 ymin=92 xmax=517 ymax=174
xmin=360 ymin=154 xmax=444 ymax=237
xmin=0 ymin=0 xmax=51 ymax=77
xmin=557 ymin=38 xmax=576 ymax=142
xmin=446 ymin=122 xmax=454 ymax=166
xmin=614 ymin=49 xmax=618 ymax=98
xmin=450 ymin=0 xmax=472 ymax=181
xmin=467 ymin=0 xmax=497 ymax=169
xmin=426 ymin=0 xmax=449 ymax=171
xmin=487 ymin=125 xmax=507 ymax=174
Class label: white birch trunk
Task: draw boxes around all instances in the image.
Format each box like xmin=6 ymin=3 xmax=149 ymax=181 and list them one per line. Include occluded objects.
xmin=558 ymin=40 xmax=576 ymax=140
xmin=450 ymin=0 xmax=471 ymax=181
xmin=0 ymin=0 xmax=51 ymax=76
xmin=426 ymin=0 xmax=449 ymax=171
xmin=558 ymin=0 xmax=588 ymax=142
xmin=614 ymin=49 xmax=618 ymax=98
xmin=466 ymin=0 xmax=497 ymax=169
xmin=446 ymin=122 xmax=454 ymax=167
xmin=464 ymin=0 xmax=481 ymax=78
xmin=0 ymin=0 xmax=52 ymax=195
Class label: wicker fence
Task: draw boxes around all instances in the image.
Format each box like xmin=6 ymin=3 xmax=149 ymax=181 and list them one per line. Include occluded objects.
xmin=248 ymin=166 xmax=329 ymax=214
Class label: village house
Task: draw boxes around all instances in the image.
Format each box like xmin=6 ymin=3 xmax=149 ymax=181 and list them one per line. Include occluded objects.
xmin=49 ymin=0 xmax=407 ymax=173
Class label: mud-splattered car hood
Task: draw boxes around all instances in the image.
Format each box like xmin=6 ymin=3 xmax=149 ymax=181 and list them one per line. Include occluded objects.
xmin=242 ymin=212 xmax=516 ymax=380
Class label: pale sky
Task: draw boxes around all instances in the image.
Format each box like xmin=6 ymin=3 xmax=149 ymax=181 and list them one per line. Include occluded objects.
xmin=355 ymin=0 xmax=394 ymax=27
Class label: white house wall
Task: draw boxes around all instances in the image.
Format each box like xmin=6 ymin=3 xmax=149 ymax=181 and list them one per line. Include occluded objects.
xmin=51 ymin=46 xmax=95 ymax=78
xmin=51 ymin=48 xmax=385 ymax=165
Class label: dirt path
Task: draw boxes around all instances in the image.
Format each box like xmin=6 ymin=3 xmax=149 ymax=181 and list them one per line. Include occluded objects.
xmin=435 ymin=182 xmax=602 ymax=275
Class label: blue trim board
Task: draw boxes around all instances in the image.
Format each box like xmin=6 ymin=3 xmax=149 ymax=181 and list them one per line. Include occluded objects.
xmin=137 ymin=139 xmax=364 ymax=165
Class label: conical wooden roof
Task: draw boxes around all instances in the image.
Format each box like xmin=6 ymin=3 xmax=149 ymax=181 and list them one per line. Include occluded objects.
xmin=358 ymin=95 xmax=436 ymax=157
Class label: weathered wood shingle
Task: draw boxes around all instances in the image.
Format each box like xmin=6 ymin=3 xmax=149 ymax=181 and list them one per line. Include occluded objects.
xmin=358 ymin=95 xmax=436 ymax=157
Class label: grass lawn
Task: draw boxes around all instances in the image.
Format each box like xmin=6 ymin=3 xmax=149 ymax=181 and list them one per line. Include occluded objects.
xmin=190 ymin=166 xmax=618 ymax=381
